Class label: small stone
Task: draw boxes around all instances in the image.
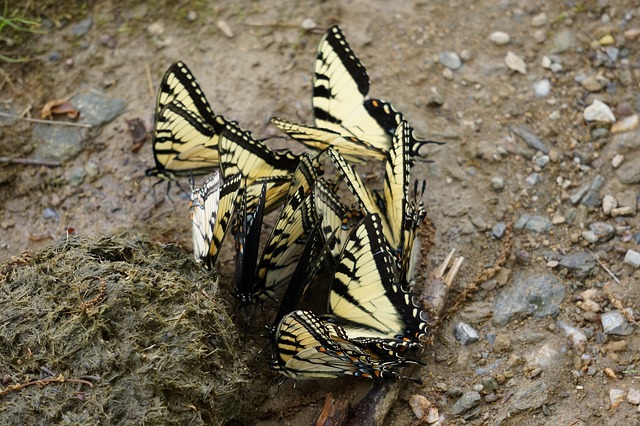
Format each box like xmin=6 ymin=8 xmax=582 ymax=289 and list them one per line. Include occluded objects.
xmin=408 ymin=394 xmax=431 ymax=419
xmin=531 ymin=13 xmax=548 ymax=27
xmin=481 ymin=377 xmax=499 ymax=393
xmin=628 ymin=388 xmax=640 ymax=405
xmin=599 ymin=34 xmax=615 ymax=46
xmin=601 ymin=310 xmax=635 ymax=335
xmin=581 ymin=299 xmax=601 ymax=313
xmin=489 ymin=31 xmax=510 ymax=45
xmin=581 ymin=230 xmax=598 ymax=243
xmin=617 ymin=190 xmax=637 ymax=213
xmin=454 ymin=322 xmax=480 ymax=346
xmin=426 ymin=407 xmax=439 ymax=424
xmin=526 ymin=173 xmax=541 ymax=185
xmin=532 ymin=79 xmax=551 ymax=97
xmin=604 ymin=340 xmax=627 ymax=353
xmin=490 ymin=176 xmax=505 ymax=191
xmin=551 ymin=215 xmax=566 ymax=225
xmin=541 ymin=56 xmax=552 ymax=69
xmin=439 ymin=51 xmax=462 ymax=70
xmin=216 ymin=20 xmax=234 ymax=38
xmin=611 ymin=207 xmax=634 ymax=217
xmin=426 ymin=87 xmax=445 ymax=107
xmin=72 ymin=17 xmax=93 ymax=37
xmin=492 ymin=222 xmax=506 ymax=239
xmin=493 ymin=334 xmax=511 ymax=352
xmin=525 ymin=215 xmax=552 ymax=233
xmin=186 ymin=10 xmax=197 ymax=22
xmin=551 ymin=29 xmax=576 ymax=54
xmin=442 ymin=67 xmax=453 ymax=80
xmin=617 ymin=155 xmax=640 ymax=184
xmin=147 ymin=21 xmax=165 ymax=36
xmin=534 ymin=155 xmax=550 ymax=168
xmin=589 ymin=222 xmax=615 ymax=242
xmin=450 ymin=391 xmax=481 ymax=415
xmin=611 ymin=115 xmax=639 ymax=134
xmin=624 ymin=250 xmax=640 ymax=268
xmin=624 ymin=28 xmax=640 ymax=41
xmin=485 ymin=393 xmax=498 ymax=403
xmin=558 ymin=252 xmax=596 ymax=280
xmin=43 ymin=207 xmax=59 ymax=221
xmin=581 ymin=76 xmax=603 ymax=92
xmin=301 ymin=18 xmax=317 ymax=30
xmin=505 ymin=51 xmax=527 ymax=74
xmin=584 ymin=100 xmax=616 ymax=123
xmin=602 ymin=195 xmax=617 ymax=215
xmin=610 ymin=389 xmax=625 ymax=408
xmin=611 ymin=154 xmax=624 ymax=168
xmin=605 ymin=368 xmax=618 ymax=379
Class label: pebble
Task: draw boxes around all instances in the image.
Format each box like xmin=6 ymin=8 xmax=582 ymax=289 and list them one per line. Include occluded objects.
xmin=32 ymin=125 xmax=88 ymax=162
xmin=588 ymin=222 xmax=615 ymax=242
xmin=481 ymin=377 xmax=499 ymax=393
xmin=581 ymin=230 xmax=599 ymax=243
xmin=584 ymin=100 xmax=616 ymax=123
xmin=624 ymin=28 xmax=640 ymax=41
xmin=604 ymin=341 xmax=626 ymax=353
xmin=601 ymin=310 xmax=635 ymax=335
xmin=526 ymin=173 xmax=541 ymax=185
xmin=551 ymin=215 xmax=566 ymax=225
xmin=525 ymin=215 xmax=552 ymax=233
xmin=557 ymin=321 xmax=587 ymax=352
xmin=493 ymin=270 xmax=565 ymax=325
xmin=550 ymin=29 xmax=576 ymax=54
xmin=485 ymin=393 xmax=498 ymax=403
xmin=611 ymin=114 xmax=639 ymax=134
xmin=599 ymin=34 xmax=615 ymax=46
xmin=71 ymin=90 xmax=127 ymax=127
xmin=581 ymin=76 xmax=603 ymax=92
xmin=624 ymin=250 xmax=640 ymax=268
xmin=216 ymin=20 xmax=234 ymax=38
xmin=439 ymin=51 xmax=462 ymax=70
xmin=531 ymin=13 xmax=548 ymax=27
xmin=186 ymin=10 xmax=197 ymax=22
xmin=558 ymin=252 xmax=596 ymax=280
xmin=72 ymin=17 xmax=93 ymax=37
xmin=628 ymin=388 xmax=640 ymax=405
xmin=408 ymin=394 xmax=431 ymax=419
xmin=508 ymin=380 xmax=548 ymax=414
xmin=493 ymin=334 xmax=511 ymax=352
xmin=426 ymin=407 xmax=439 ymax=424
xmin=427 ymin=87 xmax=445 ymax=107
xmin=492 ymin=222 xmax=506 ymax=239
xmin=534 ymin=155 xmax=550 ymax=168
xmin=490 ymin=176 xmax=505 ymax=191
xmin=147 ymin=21 xmax=165 ymax=36
xmin=455 ymin=322 xmax=480 ymax=345
xmin=510 ymin=125 xmax=549 ymax=153
xmin=610 ymin=389 xmax=625 ymax=408
xmin=43 ymin=207 xmax=59 ymax=221
xmin=505 ymin=51 xmax=527 ymax=74
xmin=489 ymin=31 xmax=510 ymax=45
xmin=442 ymin=68 xmax=454 ymax=80
xmin=450 ymin=391 xmax=481 ymax=415
xmin=533 ymin=79 xmax=551 ymax=97
xmin=582 ymin=299 xmax=601 ymax=313
xmin=617 ymin=155 xmax=640 ymax=184
xmin=541 ymin=56 xmax=552 ymax=69
xmin=611 ymin=155 xmax=624 ymax=168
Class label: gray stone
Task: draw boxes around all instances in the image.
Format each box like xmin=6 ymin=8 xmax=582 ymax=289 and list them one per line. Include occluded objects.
xmin=601 ymin=310 xmax=635 ymax=335
xmin=510 ymin=125 xmax=548 ymax=153
xmin=43 ymin=207 xmax=59 ymax=221
xmin=454 ymin=322 xmax=479 ymax=345
xmin=515 ymin=214 xmax=530 ymax=230
xmin=491 ymin=176 xmax=505 ymax=191
xmin=509 ymin=380 xmax=549 ymax=413
xmin=481 ymin=376 xmax=499 ymax=393
xmin=550 ymin=29 xmax=576 ymax=53
xmin=525 ymin=215 xmax=551 ymax=233
xmin=624 ymin=250 xmax=640 ymax=268
xmin=72 ymin=17 xmax=93 ymax=37
xmin=534 ymin=155 xmax=550 ymax=168
xmin=581 ymin=230 xmax=599 ymax=243
xmin=569 ymin=182 xmax=590 ymax=205
xmin=492 ymin=222 xmax=506 ymax=239
xmin=493 ymin=270 xmax=565 ymax=325
xmin=72 ymin=90 xmax=127 ymax=127
xmin=66 ymin=167 xmax=87 ymax=187
xmin=558 ymin=252 xmax=596 ymax=280
xmin=439 ymin=51 xmax=462 ymax=70
xmin=450 ymin=391 xmax=481 ymax=415
xmin=526 ymin=173 xmax=542 ymax=185
xmin=458 ymin=302 xmax=493 ymax=325
xmin=617 ymin=155 xmax=640 ymax=184
xmin=32 ymin=124 xmax=89 ymax=162
xmin=588 ymin=222 xmax=615 ymax=242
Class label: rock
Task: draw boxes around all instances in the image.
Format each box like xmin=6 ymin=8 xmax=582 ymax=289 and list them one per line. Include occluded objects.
xmin=534 ymin=155 xmax=550 ymax=168
xmin=408 ymin=394 xmax=431 ymax=419
xmin=32 ymin=125 xmax=89 ymax=162
xmin=43 ymin=207 xmax=59 ymax=221
xmin=581 ymin=175 xmax=606 ymax=207
xmin=588 ymin=222 xmax=615 ymax=242
xmin=599 ymin=34 xmax=615 ymax=45
xmin=612 ymin=154 xmax=624 ymax=168
xmin=71 ymin=90 xmax=127 ymax=127
xmin=509 ymin=380 xmax=548 ymax=413
xmin=610 ymin=389 xmax=625 ymax=408
xmin=602 ymin=195 xmax=617 ymax=215
xmin=616 ymin=190 xmax=637 ymax=214
xmin=450 ymin=391 xmax=481 ymax=416
xmin=454 ymin=322 xmax=479 ymax=345
xmin=458 ymin=302 xmax=493 ymax=325
xmin=493 ymin=270 xmax=565 ymax=325
xmin=216 ymin=20 xmax=234 ymax=38
xmin=617 ymin=155 xmax=640 ymax=184
xmin=72 ymin=17 xmax=93 ymax=37
xmin=611 ymin=114 xmax=639 ymax=134
xmin=526 ymin=342 xmax=565 ymax=371
xmin=624 ymin=250 xmax=640 ymax=268
xmin=533 ymin=79 xmax=551 ymax=97
xmin=493 ymin=334 xmax=511 ymax=352
xmin=628 ymin=388 xmax=640 ymax=405
xmin=550 ymin=29 xmax=576 ymax=53
xmin=558 ymin=252 xmax=596 ymax=280
xmin=601 ymin=310 xmax=635 ymax=335
xmin=439 ymin=51 xmax=462 ymax=70
xmin=426 ymin=87 xmax=445 ymax=107
xmin=505 ymin=51 xmax=527 ymax=74
xmin=490 ymin=176 xmax=505 ymax=191
xmin=581 ymin=76 xmax=603 ymax=92
xmin=510 ymin=125 xmax=548 ymax=153
xmin=624 ymin=28 xmax=640 ymax=41
xmin=492 ymin=222 xmax=506 ymax=239
xmin=426 ymin=407 xmax=439 ymax=424
xmin=557 ymin=321 xmax=587 ymax=352
xmin=531 ymin=13 xmax=548 ymax=27
xmin=584 ymin=100 xmax=616 ymax=123
xmin=489 ymin=31 xmax=510 ymax=45
xmin=526 ymin=173 xmax=541 ymax=185
xmin=525 ymin=215 xmax=552 ymax=233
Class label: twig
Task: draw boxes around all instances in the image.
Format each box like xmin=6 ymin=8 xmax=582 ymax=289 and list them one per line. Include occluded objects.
xmin=0 ymin=374 xmax=94 ymax=397
xmin=0 ymin=157 xmax=61 ymax=167
xmin=145 ymin=62 xmax=154 ymax=100
xmin=588 ymin=249 xmax=621 ymax=285
xmin=0 ymin=111 xmax=93 ymax=128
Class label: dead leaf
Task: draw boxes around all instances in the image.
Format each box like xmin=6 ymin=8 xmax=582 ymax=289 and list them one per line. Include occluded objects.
xmin=126 ymin=118 xmax=148 ymax=153
xmin=41 ymin=99 xmax=80 ymax=119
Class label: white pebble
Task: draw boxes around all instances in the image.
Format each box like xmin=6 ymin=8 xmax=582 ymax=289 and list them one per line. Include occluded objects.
xmin=489 ymin=31 xmax=510 ymax=45
xmin=610 ymin=389 xmax=626 ymax=408
xmin=531 ymin=13 xmax=548 ymax=27
xmin=628 ymin=388 xmax=640 ymax=405
xmin=583 ymin=100 xmax=616 ymax=123
xmin=624 ymin=249 xmax=640 ymax=268
xmin=602 ymin=195 xmax=618 ymax=216
xmin=533 ymin=79 xmax=551 ymax=97
xmin=408 ymin=394 xmax=431 ymax=419
xmin=612 ymin=154 xmax=624 ymax=168
xmin=216 ymin=20 xmax=234 ymax=38
xmin=505 ymin=51 xmax=527 ymax=74
xmin=426 ymin=407 xmax=440 ymax=424
xmin=541 ymin=56 xmax=552 ymax=69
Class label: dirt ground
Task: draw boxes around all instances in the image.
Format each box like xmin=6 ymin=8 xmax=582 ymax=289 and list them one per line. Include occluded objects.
xmin=2 ymin=0 xmax=640 ymax=424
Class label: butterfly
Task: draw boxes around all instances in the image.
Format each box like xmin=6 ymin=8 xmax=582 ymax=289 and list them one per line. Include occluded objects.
xmin=218 ymin=120 xmax=301 ymax=212
xmin=190 ymin=170 xmax=242 ymax=270
xmin=146 ymin=61 xmax=226 ymax=181
xmin=271 ymin=26 xmax=441 ymax=163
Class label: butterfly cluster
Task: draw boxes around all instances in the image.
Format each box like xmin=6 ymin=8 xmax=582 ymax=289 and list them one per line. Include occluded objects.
xmin=146 ymin=26 xmax=442 ymax=382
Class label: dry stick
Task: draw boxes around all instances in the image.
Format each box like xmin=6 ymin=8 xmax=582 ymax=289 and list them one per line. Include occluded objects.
xmin=0 ymin=157 xmax=61 ymax=167
xmin=348 ymin=251 xmax=463 ymax=426
xmin=0 ymin=111 xmax=93 ymax=128
xmin=0 ymin=374 xmax=94 ymax=397
xmin=145 ymin=62 xmax=154 ymax=100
